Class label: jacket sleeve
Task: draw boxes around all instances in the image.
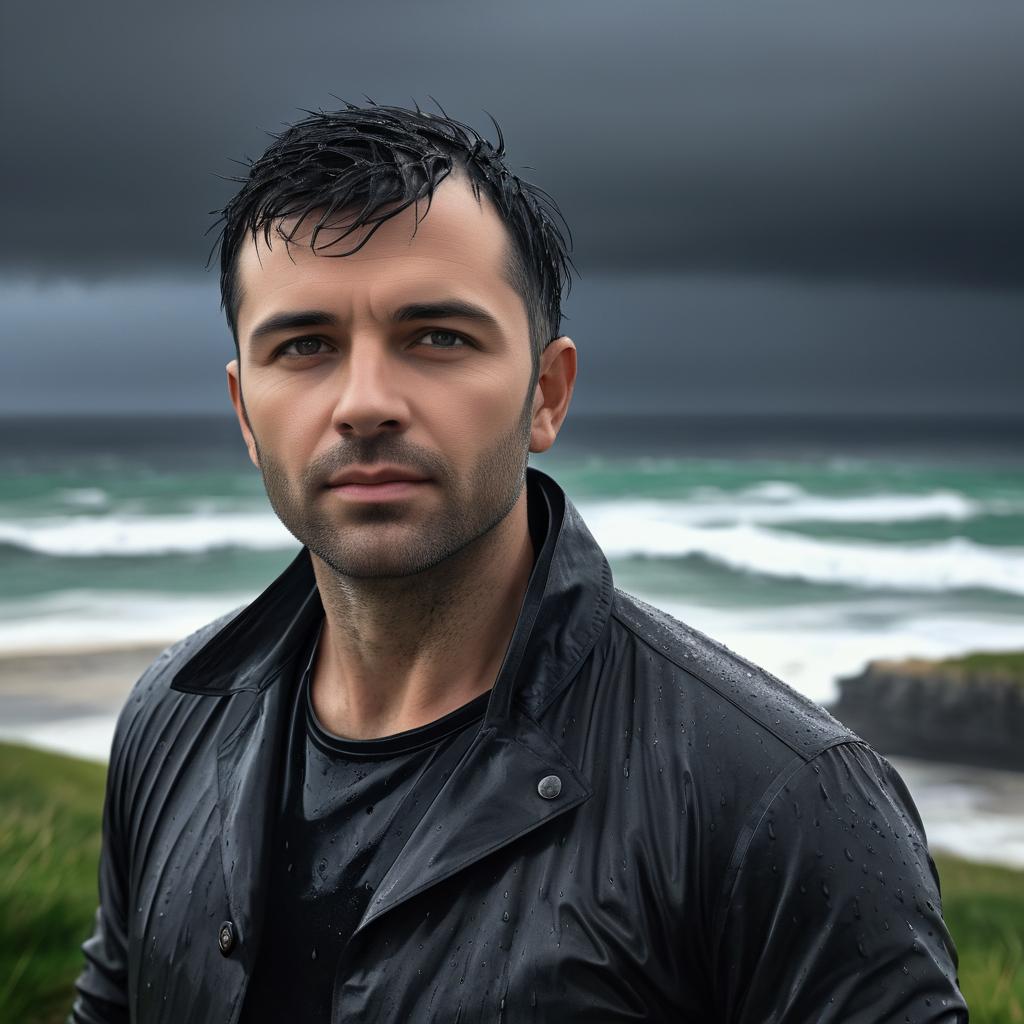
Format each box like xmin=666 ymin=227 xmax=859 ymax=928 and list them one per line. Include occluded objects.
xmin=67 ymin=716 xmax=132 ymax=1023
xmin=713 ymin=741 xmax=969 ymax=1023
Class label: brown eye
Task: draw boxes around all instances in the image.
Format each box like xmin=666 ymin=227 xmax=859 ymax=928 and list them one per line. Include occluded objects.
xmin=280 ymin=337 xmax=328 ymax=357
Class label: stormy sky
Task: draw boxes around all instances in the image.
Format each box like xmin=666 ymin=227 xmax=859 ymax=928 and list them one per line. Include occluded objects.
xmin=2 ymin=0 xmax=1022 ymax=416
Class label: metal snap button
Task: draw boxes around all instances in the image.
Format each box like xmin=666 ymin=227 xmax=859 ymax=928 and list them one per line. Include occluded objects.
xmin=218 ymin=920 xmax=236 ymax=956
xmin=537 ymin=774 xmax=562 ymax=800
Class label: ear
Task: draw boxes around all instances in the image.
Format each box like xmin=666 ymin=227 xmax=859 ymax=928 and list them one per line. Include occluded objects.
xmin=226 ymin=360 xmax=260 ymax=469
xmin=529 ymin=337 xmax=577 ymax=454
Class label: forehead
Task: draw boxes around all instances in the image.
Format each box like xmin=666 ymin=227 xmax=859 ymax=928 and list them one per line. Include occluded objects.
xmin=233 ymin=173 xmax=523 ymax=337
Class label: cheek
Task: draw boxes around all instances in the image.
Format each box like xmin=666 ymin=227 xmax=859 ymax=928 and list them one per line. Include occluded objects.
xmin=244 ymin=373 xmax=329 ymax=460
xmin=419 ymin=365 xmax=529 ymax=457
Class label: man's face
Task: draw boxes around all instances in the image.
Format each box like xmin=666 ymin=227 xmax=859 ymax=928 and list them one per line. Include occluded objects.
xmin=228 ymin=174 xmax=553 ymax=579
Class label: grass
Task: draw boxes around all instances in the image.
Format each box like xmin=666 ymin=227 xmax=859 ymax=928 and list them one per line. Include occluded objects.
xmin=1 ymin=741 xmax=1023 ymax=1022
xmin=934 ymin=854 xmax=1024 ymax=1022
xmin=870 ymin=649 xmax=1024 ymax=687
xmin=935 ymin=650 xmax=1024 ymax=679
xmin=0 ymin=743 xmax=107 ymax=1024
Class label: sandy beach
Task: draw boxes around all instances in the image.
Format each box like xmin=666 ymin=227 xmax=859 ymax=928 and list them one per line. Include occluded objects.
xmin=0 ymin=645 xmax=165 ymax=759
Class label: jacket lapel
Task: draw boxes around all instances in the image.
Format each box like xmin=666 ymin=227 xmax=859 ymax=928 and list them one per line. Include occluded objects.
xmin=214 ymin=684 xmax=286 ymax=942
xmin=172 ymin=551 xmax=324 ymax=946
xmin=354 ymin=713 xmax=592 ymax=935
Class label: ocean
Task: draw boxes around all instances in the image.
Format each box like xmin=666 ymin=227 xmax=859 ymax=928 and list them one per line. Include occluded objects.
xmin=2 ymin=413 xmax=1023 ymax=865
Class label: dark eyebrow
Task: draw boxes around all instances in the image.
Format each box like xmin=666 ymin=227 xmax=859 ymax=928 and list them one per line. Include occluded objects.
xmin=249 ymin=310 xmax=339 ymax=342
xmin=247 ymin=299 xmax=502 ymax=344
xmin=391 ymin=300 xmax=502 ymax=333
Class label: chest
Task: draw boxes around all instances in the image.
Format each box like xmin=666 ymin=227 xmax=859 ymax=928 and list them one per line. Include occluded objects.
xmin=318 ymin=812 xmax=708 ymax=1023
xmin=129 ymin=773 xmax=713 ymax=1023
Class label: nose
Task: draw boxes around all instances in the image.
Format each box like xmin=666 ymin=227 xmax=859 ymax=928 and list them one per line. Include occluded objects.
xmin=330 ymin=339 xmax=410 ymax=438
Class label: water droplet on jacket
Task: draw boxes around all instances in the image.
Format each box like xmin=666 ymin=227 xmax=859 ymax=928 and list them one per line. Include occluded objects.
xmin=502 ymin=910 xmax=510 ymax=922
xmin=844 ymin=847 xmax=854 ymax=862
xmin=767 ymin=821 xmax=776 ymax=840
xmin=311 ymin=946 xmax=318 ymax=960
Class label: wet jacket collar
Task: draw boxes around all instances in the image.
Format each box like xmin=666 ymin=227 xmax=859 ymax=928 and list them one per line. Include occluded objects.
xmin=170 ymin=467 xmax=614 ymax=721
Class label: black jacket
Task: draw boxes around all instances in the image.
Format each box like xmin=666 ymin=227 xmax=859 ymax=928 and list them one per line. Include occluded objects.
xmin=71 ymin=468 xmax=968 ymax=1022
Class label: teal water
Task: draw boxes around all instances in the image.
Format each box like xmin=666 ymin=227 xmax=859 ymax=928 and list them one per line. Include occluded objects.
xmin=1 ymin=415 xmax=1022 ymax=703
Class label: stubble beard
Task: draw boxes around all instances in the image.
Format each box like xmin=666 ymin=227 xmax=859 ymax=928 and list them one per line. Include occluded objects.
xmin=251 ymin=391 xmax=534 ymax=580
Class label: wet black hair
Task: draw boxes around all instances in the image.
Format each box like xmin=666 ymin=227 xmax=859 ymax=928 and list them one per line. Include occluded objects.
xmin=207 ymin=100 xmax=575 ymax=369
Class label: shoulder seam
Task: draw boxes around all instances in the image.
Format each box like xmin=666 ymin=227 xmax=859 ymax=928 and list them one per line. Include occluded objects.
xmin=709 ymin=738 xmax=871 ymax=962
xmin=610 ymin=603 xmax=844 ymax=760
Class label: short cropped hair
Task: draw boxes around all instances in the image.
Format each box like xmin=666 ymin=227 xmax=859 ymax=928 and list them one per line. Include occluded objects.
xmin=208 ymin=101 xmax=575 ymax=369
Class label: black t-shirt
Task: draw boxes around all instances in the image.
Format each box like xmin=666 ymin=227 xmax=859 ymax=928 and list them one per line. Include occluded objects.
xmin=238 ymin=625 xmax=491 ymax=1023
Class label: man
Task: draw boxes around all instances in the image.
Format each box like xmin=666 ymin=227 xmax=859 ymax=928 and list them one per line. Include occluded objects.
xmin=71 ymin=103 xmax=968 ymax=1022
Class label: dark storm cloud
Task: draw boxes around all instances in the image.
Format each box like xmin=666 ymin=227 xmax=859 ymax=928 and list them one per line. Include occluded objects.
xmin=2 ymin=0 xmax=1022 ymax=286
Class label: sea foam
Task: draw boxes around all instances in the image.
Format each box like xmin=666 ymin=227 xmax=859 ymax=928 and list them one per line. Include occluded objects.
xmin=1 ymin=486 xmax=1022 ymax=595
xmin=581 ymin=501 xmax=1024 ymax=596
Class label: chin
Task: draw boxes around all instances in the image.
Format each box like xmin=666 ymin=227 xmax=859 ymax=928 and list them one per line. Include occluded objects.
xmin=309 ymin=535 xmax=458 ymax=581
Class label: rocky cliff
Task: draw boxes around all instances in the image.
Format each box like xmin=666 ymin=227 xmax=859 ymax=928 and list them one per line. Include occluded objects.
xmin=828 ymin=652 xmax=1024 ymax=772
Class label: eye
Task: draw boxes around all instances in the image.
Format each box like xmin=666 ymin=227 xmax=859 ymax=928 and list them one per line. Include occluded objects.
xmin=278 ymin=336 xmax=331 ymax=358
xmin=416 ymin=329 xmax=468 ymax=349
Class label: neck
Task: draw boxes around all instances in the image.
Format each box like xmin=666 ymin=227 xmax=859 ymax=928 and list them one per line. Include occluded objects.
xmin=308 ymin=491 xmax=536 ymax=740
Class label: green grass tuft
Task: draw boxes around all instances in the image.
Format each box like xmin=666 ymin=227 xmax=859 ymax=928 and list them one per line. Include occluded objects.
xmin=0 ymin=743 xmax=107 ymax=1024
xmin=867 ymin=649 xmax=1024 ymax=688
xmin=935 ymin=650 xmax=1024 ymax=680
xmin=933 ymin=854 xmax=1024 ymax=1022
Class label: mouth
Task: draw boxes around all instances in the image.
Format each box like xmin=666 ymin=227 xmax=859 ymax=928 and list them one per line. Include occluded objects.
xmin=328 ymin=480 xmax=428 ymax=501
xmin=323 ymin=465 xmax=432 ymax=501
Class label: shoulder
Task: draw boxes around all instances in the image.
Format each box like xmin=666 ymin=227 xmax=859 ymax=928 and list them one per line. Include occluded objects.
xmin=106 ymin=608 xmax=242 ymax=778
xmin=607 ymin=587 xmax=858 ymax=763
xmin=596 ymin=590 xmax=916 ymax=952
xmin=710 ymin=739 xmax=966 ymax=1020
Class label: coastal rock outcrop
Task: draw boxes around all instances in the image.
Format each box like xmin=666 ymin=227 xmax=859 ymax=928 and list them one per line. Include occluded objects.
xmin=828 ymin=654 xmax=1024 ymax=772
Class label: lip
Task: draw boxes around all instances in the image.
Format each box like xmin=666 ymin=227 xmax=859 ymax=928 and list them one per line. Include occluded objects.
xmin=323 ymin=465 xmax=432 ymax=502
xmin=324 ymin=465 xmax=431 ymax=487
